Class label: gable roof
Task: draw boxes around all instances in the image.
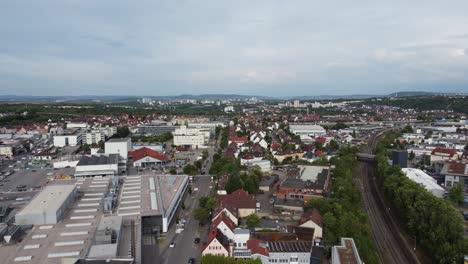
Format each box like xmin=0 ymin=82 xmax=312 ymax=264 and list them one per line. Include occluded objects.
xmin=300 ymin=208 xmax=323 ymax=226
xmin=247 ymin=239 xmax=269 ymax=257
xmin=229 ymin=137 xmax=248 ymax=143
xmin=128 ymin=147 xmax=169 ymax=162
xmin=431 ymin=147 xmax=457 ymax=157
xmin=211 ymin=212 xmax=237 ymax=233
xmin=203 ymin=229 xmax=230 ymax=253
xmin=213 ymin=205 xmax=238 ymax=220
xmin=216 ymin=189 xmax=256 ymax=210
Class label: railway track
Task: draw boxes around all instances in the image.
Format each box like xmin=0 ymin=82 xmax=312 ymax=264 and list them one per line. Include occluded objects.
xmin=357 ymin=128 xmax=420 ymax=264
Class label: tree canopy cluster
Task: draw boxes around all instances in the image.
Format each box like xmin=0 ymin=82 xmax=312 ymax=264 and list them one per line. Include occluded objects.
xmin=111 ymin=126 xmax=130 ymax=138
xmin=183 ymin=163 xmax=199 ymax=176
xmin=245 ymin=213 xmax=261 ymax=228
xmin=132 ymin=132 xmax=173 ymax=143
xmin=375 ymin=138 xmax=468 ymax=263
xmin=305 ymin=147 xmax=378 ymax=264
xmin=194 ymin=196 xmax=217 ymax=225
xmin=219 ymin=127 xmax=230 ymax=149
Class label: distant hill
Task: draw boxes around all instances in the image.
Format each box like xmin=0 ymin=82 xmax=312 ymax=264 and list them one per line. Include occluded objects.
xmin=387 ymin=91 xmax=437 ymax=97
xmin=0 ymin=91 xmax=464 ymax=103
xmin=289 ymin=94 xmax=379 ymax=100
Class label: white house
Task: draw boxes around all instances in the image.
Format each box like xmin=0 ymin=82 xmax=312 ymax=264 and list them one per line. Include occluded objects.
xmin=233 ymin=229 xmax=250 ymax=249
xmin=202 ymin=237 xmax=230 ymax=257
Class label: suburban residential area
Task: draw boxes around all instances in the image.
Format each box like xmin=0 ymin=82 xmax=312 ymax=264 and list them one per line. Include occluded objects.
xmin=2 ymin=2 xmax=468 ymax=263
xmin=0 ymin=95 xmax=467 ymax=264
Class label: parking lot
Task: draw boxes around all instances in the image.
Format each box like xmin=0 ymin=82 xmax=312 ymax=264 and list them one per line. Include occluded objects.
xmin=0 ymin=167 xmax=74 ymax=194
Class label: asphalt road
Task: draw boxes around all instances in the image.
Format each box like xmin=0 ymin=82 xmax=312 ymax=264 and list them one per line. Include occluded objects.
xmin=142 ymin=176 xmax=212 ymax=264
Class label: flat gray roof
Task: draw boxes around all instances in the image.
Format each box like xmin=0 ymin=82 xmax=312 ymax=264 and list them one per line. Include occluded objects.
xmin=16 ymin=184 xmax=76 ymax=216
xmin=77 ymin=154 xmax=119 ymax=166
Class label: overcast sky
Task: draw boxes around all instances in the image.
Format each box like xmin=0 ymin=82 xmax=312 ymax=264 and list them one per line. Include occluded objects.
xmin=1 ymin=1 xmax=468 ymax=96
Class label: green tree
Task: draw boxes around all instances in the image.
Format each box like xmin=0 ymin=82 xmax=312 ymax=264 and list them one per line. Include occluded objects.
xmin=314 ymin=141 xmax=324 ymax=150
xmin=202 ymin=150 xmax=209 ymax=160
xmin=328 ymin=140 xmax=340 ymax=152
xmin=401 ymin=125 xmax=414 ymax=133
xmin=465 ymin=144 xmax=468 ymax=151
xmin=194 ymin=208 xmax=210 ymax=224
xmin=169 ymin=168 xmax=177 ymax=175
xmin=245 ymin=214 xmax=261 ymax=228
xmin=311 ymin=156 xmax=329 ymax=166
xmin=408 ymin=151 xmax=415 ymax=161
xmin=375 ymin=132 xmax=468 ymax=263
xmin=226 ymin=174 xmax=243 ymax=194
xmin=81 ymin=144 xmax=91 ymax=153
xmin=194 ymin=160 xmax=203 ymax=173
xmin=448 ymin=184 xmax=464 ymax=205
xmin=183 ymin=164 xmax=198 ymax=176
xmin=304 ymin=198 xmax=331 ymax=213
xmin=112 ymin=126 xmax=130 ymax=138
xmin=98 ymin=140 xmax=105 ymax=149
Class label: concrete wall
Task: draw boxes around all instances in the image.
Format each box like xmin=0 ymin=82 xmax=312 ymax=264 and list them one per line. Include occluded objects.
xmin=105 ymin=140 xmax=131 ymax=159
xmin=53 ymin=134 xmax=81 ymax=147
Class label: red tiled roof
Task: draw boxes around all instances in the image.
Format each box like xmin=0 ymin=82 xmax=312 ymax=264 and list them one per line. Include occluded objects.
xmin=299 ymin=208 xmax=323 ymax=226
xmin=445 ymin=161 xmax=468 ymax=175
xmin=216 ymin=189 xmax=256 ymax=209
xmin=241 ymin=153 xmax=254 ymax=160
xmin=211 ymin=212 xmax=236 ymax=232
xmin=247 ymin=239 xmax=269 ymax=257
xmin=314 ymin=137 xmax=327 ymax=144
xmin=213 ymin=205 xmax=238 ymax=220
xmin=128 ymin=147 xmax=169 ymax=162
xmin=431 ymin=147 xmax=457 ymax=157
xmin=229 ymin=137 xmax=248 ymax=143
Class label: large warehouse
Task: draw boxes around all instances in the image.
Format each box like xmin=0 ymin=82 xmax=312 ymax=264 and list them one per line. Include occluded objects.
xmin=289 ymin=124 xmax=326 ymax=137
xmin=74 ymin=154 xmax=119 ymax=178
xmin=15 ymin=184 xmax=77 ymax=225
xmin=401 ymin=168 xmax=446 ymax=198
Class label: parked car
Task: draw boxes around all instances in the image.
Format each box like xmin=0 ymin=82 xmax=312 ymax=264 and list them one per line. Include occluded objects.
xmin=463 ymin=212 xmax=468 ymax=221
xmin=169 ymin=242 xmax=176 ymax=248
xmin=188 ymin=258 xmax=195 ymax=264
xmin=194 ymin=238 xmax=200 ymax=244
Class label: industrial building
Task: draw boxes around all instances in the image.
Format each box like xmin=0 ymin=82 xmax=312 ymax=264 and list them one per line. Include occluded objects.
xmin=187 ymin=122 xmax=226 ymax=134
xmin=74 ymin=154 xmax=120 ymax=178
xmin=105 ymin=138 xmax=132 ymax=160
xmin=132 ymin=143 xmax=164 ymax=152
xmin=128 ymin=147 xmax=169 ymax=167
xmin=53 ymin=129 xmax=83 ymax=147
xmin=331 ymin=238 xmax=363 ymax=264
xmin=117 ymin=174 xmax=189 ymax=233
xmin=392 ymin=150 xmax=408 ymax=168
xmin=289 ymin=124 xmax=326 ymax=137
xmin=401 ymin=168 xmax=446 ymax=198
xmin=15 ymin=184 xmax=77 ymax=225
xmin=172 ymin=125 xmax=210 ymax=149
xmin=136 ymin=125 xmax=177 ymax=136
